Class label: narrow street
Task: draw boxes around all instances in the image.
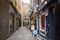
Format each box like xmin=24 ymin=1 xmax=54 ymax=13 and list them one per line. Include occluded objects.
xmin=0 ymin=0 xmax=60 ymax=40
xmin=7 ymin=26 xmax=42 ymax=40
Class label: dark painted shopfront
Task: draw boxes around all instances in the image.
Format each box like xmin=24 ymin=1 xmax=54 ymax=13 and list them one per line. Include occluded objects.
xmin=38 ymin=0 xmax=60 ymax=40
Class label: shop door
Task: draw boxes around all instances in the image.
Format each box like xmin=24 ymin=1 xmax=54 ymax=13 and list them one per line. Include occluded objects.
xmin=10 ymin=14 xmax=14 ymax=34
xmin=49 ymin=6 xmax=55 ymax=40
xmin=55 ymin=4 xmax=60 ymax=40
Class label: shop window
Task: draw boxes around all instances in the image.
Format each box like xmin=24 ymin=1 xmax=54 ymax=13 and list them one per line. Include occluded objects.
xmin=41 ymin=14 xmax=45 ymax=30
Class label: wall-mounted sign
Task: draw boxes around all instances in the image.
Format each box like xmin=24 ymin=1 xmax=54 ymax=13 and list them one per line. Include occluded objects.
xmin=44 ymin=1 xmax=47 ymax=4
xmin=41 ymin=0 xmax=44 ymax=4
xmin=42 ymin=0 xmax=44 ymax=3
xmin=41 ymin=0 xmax=47 ymax=4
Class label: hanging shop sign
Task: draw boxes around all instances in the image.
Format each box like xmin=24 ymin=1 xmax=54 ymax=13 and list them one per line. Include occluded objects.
xmin=31 ymin=25 xmax=35 ymax=30
xmin=40 ymin=0 xmax=50 ymax=4
xmin=40 ymin=0 xmax=44 ymax=4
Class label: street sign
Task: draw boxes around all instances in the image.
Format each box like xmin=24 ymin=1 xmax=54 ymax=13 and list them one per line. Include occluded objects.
xmin=33 ymin=30 xmax=37 ymax=35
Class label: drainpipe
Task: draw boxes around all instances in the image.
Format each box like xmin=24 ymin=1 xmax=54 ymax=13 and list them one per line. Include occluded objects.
xmin=21 ymin=18 xmax=23 ymax=27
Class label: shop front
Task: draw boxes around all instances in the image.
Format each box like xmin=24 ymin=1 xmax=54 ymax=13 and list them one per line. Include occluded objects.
xmin=10 ymin=13 xmax=14 ymax=34
xmin=30 ymin=12 xmax=39 ymax=36
xmin=16 ymin=13 xmax=21 ymax=30
xmin=38 ymin=0 xmax=57 ymax=40
xmin=38 ymin=6 xmax=56 ymax=40
xmin=38 ymin=10 xmax=49 ymax=39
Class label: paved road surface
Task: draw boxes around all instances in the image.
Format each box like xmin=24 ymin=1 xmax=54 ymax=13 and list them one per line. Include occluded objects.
xmin=7 ymin=26 xmax=43 ymax=40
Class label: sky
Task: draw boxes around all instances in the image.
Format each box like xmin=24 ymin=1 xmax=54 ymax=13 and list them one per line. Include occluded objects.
xmin=21 ymin=0 xmax=30 ymax=3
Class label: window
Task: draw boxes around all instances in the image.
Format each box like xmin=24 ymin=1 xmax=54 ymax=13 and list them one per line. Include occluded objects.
xmin=41 ymin=14 xmax=45 ymax=30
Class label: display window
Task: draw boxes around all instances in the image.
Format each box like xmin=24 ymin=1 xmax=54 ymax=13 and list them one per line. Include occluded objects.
xmin=41 ymin=14 xmax=45 ymax=30
xmin=39 ymin=12 xmax=48 ymax=37
xmin=39 ymin=13 xmax=45 ymax=32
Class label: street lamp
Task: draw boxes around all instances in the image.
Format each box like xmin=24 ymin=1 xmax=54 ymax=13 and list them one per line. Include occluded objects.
xmin=35 ymin=4 xmax=39 ymax=8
